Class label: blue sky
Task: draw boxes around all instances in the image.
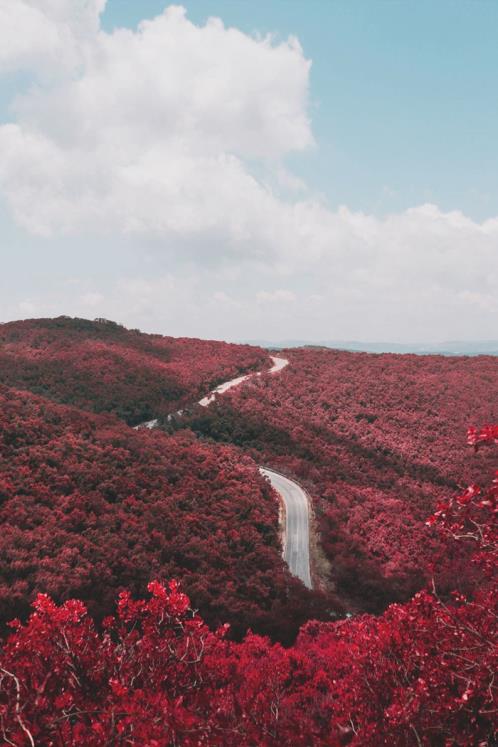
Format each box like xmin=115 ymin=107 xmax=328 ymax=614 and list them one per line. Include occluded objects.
xmin=102 ymin=0 xmax=498 ymax=221
xmin=1 ymin=1 xmax=497 ymax=342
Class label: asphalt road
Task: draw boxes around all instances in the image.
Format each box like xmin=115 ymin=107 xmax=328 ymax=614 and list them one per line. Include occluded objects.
xmin=198 ymin=355 xmax=288 ymax=407
xmin=135 ymin=356 xmax=289 ymax=428
xmin=259 ymin=467 xmax=312 ymax=589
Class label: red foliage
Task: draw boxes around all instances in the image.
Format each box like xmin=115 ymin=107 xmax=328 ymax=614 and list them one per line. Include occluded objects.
xmin=0 ymin=384 xmax=330 ymax=641
xmin=0 ymin=317 xmax=267 ymax=425
xmin=0 ymin=558 xmax=495 ymax=744
xmin=428 ymin=426 xmax=498 ymax=578
xmin=1 ymin=321 xmax=497 ymax=744
xmin=468 ymin=424 xmax=498 ymax=448
xmin=186 ymin=348 xmax=498 ymax=611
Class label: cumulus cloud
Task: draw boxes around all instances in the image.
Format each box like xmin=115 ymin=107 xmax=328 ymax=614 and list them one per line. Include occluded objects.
xmin=0 ymin=3 xmax=312 ymax=245
xmin=0 ymin=2 xmax=497 ymax=341
xmin=0 ymin=0 xmax=105 ymax=75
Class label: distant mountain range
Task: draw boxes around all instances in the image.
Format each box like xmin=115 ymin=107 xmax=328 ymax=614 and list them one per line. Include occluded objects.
xmin=244 ymin=340 xmax=498 ymax=356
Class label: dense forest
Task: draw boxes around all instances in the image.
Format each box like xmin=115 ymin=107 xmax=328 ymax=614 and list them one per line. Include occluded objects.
xmin=0 ymin=445 xmax=496 ymax=744
xmin=0 ymin=383 xmax=330 ymax=642
xmin=0 ymin=318 xmax=496 ymax=744
xmin=0 ymin=317 xmax=267 ymax=425
xmin=184 ymin=347 xmax=498 ymax=612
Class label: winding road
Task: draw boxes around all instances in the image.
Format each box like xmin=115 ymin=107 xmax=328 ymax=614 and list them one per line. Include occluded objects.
xmin=198 ymin=355 xmax=288 ymax=406
xmin=259 ymin=468 xmax=312 ymax=589
xmin=138 ymin=356 xmax=289 ymax=423
xmin=135 ymin=355 xmax=313 ymax=588
xmin=198 ymin=355 xmax=312 ymax=589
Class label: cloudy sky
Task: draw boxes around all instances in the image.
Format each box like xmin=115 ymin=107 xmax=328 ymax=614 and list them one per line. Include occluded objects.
xmin=1 ymin=0 xmax=498 ymax=342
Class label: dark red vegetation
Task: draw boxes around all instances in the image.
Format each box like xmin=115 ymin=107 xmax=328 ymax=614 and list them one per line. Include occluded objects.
xmin=0 ymin=384 xmax=330 ymax=642
xmin=0 ymin=438 xmax=496 ymax=745
xmin=0 ymin=317 xmax=267 ymax=425
xmin=0 ymin=319 xmax=497 ymax=744
xmin=429 ymin=423 xmax=498 ymax=578
xmin=184 ymin=348 xmax=498 ymax=611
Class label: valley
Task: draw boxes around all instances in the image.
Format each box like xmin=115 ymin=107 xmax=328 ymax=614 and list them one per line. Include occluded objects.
xmin=0 ymin=317 xmax=496 ymax=745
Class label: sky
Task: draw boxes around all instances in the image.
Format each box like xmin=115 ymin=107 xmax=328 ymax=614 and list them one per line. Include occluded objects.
xmin=1 ymin=0 xmax=497 ymax=342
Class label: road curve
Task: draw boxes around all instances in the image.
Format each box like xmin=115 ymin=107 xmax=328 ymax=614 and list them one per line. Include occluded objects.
xmin=259 ymin=467 xmax=312 ymax=589
xmin=198 ymin=355 xmax=288 ymax=407
xmin=134 ymin=355 xmax=289 ymax=428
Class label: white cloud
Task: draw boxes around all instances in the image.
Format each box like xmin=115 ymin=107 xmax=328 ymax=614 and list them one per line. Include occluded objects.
xmin=18 ymin=300 xmax=36 ymax=315
xmin=256 ymin=289 xmax=296 ymax=304
xmin=80 ymin=291 xmax=104 ymax=307
xmin=212 ymin=291 xmax=241 ymax=309
xmin=0 ymin=0 xmax=105 ymax=76
xmin=0 ymin=3 xmax=497 ymax=341
xmin=459 ymin=290 xmax=498 ymax=313
xmin=0 ymin=4 xmax=312 ymax=244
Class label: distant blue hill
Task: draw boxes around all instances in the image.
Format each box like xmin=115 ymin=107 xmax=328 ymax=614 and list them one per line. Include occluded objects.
xmin=244 ymin=340 xmax=498 ymax=356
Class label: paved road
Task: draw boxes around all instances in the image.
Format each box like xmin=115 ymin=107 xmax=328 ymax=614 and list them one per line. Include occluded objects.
xmin=198 ymin=356 xmax=288 ymax=407
xmin=259 ymin=467 xmax=312 ymax=589
xmin=135 ymin=356 xmax=289 ymax=427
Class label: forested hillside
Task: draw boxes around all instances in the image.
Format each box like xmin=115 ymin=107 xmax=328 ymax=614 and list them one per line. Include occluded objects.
xmin=0 ymin=320 xmax=496 ymax=744
xmin=184 ymin=348 xmax=498 ymax=611
xmin=0 ymin=317 xmax=267 ymax=425
xmin=0 ymin=453 xmax=496 ymax=745
xmin=0 ymin=383 xmax=331 ymax=641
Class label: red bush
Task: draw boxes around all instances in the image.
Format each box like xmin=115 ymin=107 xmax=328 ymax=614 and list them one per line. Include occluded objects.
xmin=0 ymin=534 xmax=495 ymax=744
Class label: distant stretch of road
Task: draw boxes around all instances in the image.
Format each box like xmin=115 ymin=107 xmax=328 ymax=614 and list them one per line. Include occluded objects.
xmin=135 ymin=356 xmax=288 ymax=429
xmin=198 ymin=355 xmax=288 ymax=406
xmin=259 ymin=467 xmax=312 ymax=589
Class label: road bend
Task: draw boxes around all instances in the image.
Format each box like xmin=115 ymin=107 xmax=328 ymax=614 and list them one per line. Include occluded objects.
xmin=198 ymin=355 xmax=288 ymax=407
xmin=259 ymin=467 xmax=312 ymax=589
